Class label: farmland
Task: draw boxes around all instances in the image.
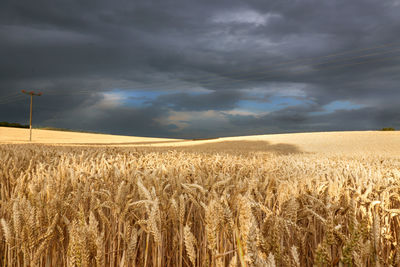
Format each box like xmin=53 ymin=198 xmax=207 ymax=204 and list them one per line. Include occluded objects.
xmin=1 ymin=128 xmax=400 ymax=266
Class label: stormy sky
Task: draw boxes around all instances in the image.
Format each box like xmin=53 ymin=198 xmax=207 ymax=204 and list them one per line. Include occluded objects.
xmin=1 ymin=0 xmax=400 ymax=138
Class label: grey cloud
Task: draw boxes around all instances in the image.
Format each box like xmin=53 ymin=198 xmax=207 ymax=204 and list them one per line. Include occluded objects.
xmin=228 ymin=103 xmax=399 ymax=135
xmin=1 ymin=0 xmax=400 ymax=137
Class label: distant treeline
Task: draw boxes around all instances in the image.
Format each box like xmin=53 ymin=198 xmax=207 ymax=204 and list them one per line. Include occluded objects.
xmin=0 ymin=122 xmax=29 ymax=128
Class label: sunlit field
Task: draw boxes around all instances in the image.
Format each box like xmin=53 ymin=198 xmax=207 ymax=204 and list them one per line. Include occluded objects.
xmin=0 ymin=127 xmax=181 ymax=145
xmin=1 ymin=128 xmax=400 ymax=266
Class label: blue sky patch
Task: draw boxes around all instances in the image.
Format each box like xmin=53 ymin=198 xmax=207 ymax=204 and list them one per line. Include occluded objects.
xmin=237 ymin=96 xmax=307 ymax=112
xmin=106 ymin=89 xmax=168 ymax=106
xmin=311 ymin=100 xmax=363 ymax=116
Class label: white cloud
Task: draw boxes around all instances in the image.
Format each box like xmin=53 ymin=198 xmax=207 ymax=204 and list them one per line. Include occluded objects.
xmin=95 ymin=92 xmax=125 ymax=109
xmin=243 ymin=83 xmax=309 ymax=97
xmin=222 ymin=109 xmax=264 ymax=116
xmin=212 ymin=9 xmax=280 ymax=26
xmin=161 ymin=110 xmax=229 ymax=131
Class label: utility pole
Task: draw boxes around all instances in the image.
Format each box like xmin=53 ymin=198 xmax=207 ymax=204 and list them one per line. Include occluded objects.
xmin=22 ymin=90 xmax=42 ymax=141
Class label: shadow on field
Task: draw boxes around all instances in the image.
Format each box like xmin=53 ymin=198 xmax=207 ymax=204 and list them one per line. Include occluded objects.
xmin=1 ymin=140 xmax=302 ymax=155
xmin=66 ymin=140 xmax=187 ymax=146
xmin=143 ymin=140 xmax=302 ymax=155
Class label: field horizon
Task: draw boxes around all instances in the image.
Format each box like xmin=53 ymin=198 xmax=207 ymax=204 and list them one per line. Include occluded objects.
xmin=1 ymin=126 xmax=400 ymax=155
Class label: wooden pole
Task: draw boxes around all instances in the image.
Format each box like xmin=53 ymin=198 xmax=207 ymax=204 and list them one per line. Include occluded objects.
xmin=29 ymin=94 xmax=33 ymax=141
xmin=22 ymin=90 xmax=42 ymax=142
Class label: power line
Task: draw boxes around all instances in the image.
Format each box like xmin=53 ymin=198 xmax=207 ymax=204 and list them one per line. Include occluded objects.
xmin=1 ymin=54 xmax=398 ymax=117
xmin=89 ymin=41 xmax=400 ymax=91
xmin=103 ymin=42 xmax=400 ymax=90
xmin=30 ymin=54 xmax=400 ymax=112
xmin=192 ymin=46 xmax=400 ymax=86
xmin=1 ymin=92 xmax=20 ymax=99
xmin=126 ymin=42 xmax=400 ymax=91
xmin=0 ymin=94 xmax=25 ymax=105
xmin=76 ymin=49 xmax=400 ymax=94
xmin=1 ymin=41 xmax=400 ymax=102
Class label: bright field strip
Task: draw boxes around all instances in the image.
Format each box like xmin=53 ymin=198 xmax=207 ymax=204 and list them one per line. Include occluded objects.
xmin=1 ymin=127 xmax=400 ymax=155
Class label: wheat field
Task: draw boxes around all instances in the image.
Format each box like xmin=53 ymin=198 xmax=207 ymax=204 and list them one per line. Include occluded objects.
xmin=1 ymin=129 xmax=400 ymax=266
xmin=0 ymin=127 xmax=181 ymax=145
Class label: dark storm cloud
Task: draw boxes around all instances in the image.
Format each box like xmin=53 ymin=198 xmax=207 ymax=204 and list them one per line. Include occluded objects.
xmin=1 ymin=0 xmax=400 ymax=137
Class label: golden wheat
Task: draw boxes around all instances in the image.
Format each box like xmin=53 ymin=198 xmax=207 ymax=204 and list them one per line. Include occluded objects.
xmin=0 ymin=143 xmax=399 ymax=266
